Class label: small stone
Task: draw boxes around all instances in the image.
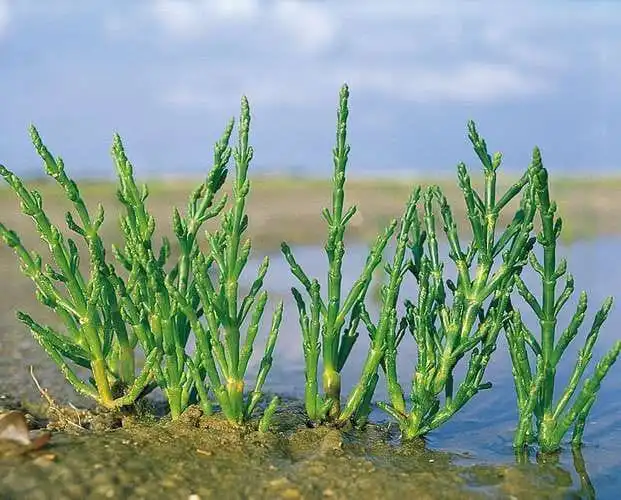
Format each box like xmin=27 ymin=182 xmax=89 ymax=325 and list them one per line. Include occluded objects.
xmin=280 ymin=488 xmax=302 ymax=499
xmin=179 ymin=406 xmax=203 ymax=427
xmin=32 ymin=453 xmax=56 ymax=466
xmin=319 ymin=430 xmax=343 ymax=455
xmin=269 ymin=478 xmax=290 ymax=488
xmin=0 ymin=411 xmax=31 ymax=445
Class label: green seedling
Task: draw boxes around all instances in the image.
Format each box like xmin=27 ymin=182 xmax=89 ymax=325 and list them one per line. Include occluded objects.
xmin=506 ymin=149 xmax=621 ymax=453
xmin=281 ymin=84 xmax=397 ymax=423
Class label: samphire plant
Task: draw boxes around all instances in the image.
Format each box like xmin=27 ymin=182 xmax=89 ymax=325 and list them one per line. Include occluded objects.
xmin=280 ymin=86 xmax=538 ymax=434
xmin=505 ymin=148 xmax=621 ymax=453
xmin=0 ymin=128 xmax=162 ymax=410
xmin=281 ymin=84 xmax=398 ymax=423
xmin=360 ymin=124 xmax=537 ymax=439
xmin=106 ymin=124 xmax=229 ymax=419
xmin=0 ymin=97 xmax=282 ymax=429
xmin=169 ymin=96 xmax=283 ymax=425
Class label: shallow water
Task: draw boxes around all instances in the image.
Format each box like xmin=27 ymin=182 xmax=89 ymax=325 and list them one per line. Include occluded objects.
xmin=250 ymin=237 xmax=621 ymax=498
xmin=1 ymin=238 xmax=620 ymax=498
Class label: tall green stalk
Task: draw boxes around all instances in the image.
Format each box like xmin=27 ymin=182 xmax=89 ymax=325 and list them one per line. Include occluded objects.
xmin=337 ymin=186 xmax=422 ymax=425
xmin=506 ymin=148 xmax=621 ymax=453
xmin=281 ymin=84 xmax=396 ymax=423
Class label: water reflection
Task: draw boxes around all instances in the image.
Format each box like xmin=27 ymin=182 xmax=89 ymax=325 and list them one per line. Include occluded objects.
xmin=514 ymin=447 xmax=595 ymax=500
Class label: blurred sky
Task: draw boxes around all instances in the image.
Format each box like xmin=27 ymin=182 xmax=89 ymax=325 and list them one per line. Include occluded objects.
xmin=1 ymin=1 xmax=620 ymax=178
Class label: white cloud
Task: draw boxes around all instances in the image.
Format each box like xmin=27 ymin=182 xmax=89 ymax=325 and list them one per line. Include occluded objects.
xmin=213 ymin=0 xmax=259 ymax=19
xmin=144 ymin=0 xmax=336 ymax=53
xmin=144 ymin=0 xmax=331 ymax=42
xmin=149 ymin=0 xmax=260 ymax=38
xmin=162 ymin=68 xmax=332 ymax=111
xmin=384 ymin=63 xmax=550 ymax=103
xmin=273 ymin=1 xmax=337 ymax=53
xmin=162 ymin=60 xmax=549 ymax=113
xmin=107 ymin=1 xmax=601 ymax=107
xmin=0 ymin=0 xmax=9 ymax=38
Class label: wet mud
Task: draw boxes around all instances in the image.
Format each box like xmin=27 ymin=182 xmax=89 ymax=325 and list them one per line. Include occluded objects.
xmin=0 ymin=399 xmax=585 ymax=500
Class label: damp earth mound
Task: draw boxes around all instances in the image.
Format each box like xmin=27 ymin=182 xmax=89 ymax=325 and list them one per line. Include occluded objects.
xmin=0 ymin=398 xmax=586 ymax=500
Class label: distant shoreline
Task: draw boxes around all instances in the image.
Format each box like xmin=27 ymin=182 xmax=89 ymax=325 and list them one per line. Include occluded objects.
xmin=9 ymin=171 xmax=621 ymax=184
xmin=1 ymin=175 xmax=619 ymax=249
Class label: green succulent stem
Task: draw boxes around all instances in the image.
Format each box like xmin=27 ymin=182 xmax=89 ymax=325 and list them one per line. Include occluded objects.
xmin=339 ymin=186 xmax=420 ymax=425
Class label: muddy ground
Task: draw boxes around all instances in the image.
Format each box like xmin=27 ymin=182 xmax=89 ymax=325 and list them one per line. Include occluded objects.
xmin=0 ymin=399 xmax=591 ymax=500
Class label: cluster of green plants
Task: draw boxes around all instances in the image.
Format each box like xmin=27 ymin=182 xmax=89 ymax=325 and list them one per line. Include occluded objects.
xmin=1 ymin=85 xmax=619 ymax=453
xmin=0 ymin=99 xmax=280 ymax=430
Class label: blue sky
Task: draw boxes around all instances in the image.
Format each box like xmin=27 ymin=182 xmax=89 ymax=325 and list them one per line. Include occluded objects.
xmin=1 ymin=1 xmax=620 ymax=178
